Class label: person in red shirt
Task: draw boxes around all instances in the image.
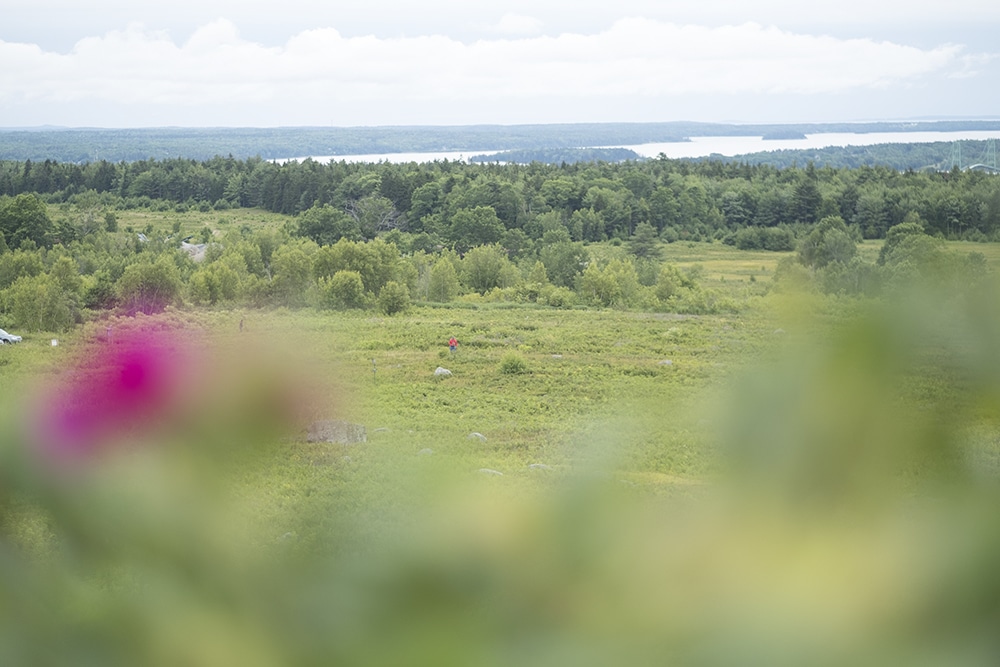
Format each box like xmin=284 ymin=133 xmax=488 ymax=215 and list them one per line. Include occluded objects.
xmin=448 ymin=337 xmax=458 ymax=353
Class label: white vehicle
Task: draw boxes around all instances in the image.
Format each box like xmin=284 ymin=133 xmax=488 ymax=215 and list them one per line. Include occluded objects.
xmin=0 ymin=328 xmax=22 ymax=344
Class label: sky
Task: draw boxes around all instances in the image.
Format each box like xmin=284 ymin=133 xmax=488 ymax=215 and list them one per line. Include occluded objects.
xmin=1 ymin=1 xmax=998 ymax=128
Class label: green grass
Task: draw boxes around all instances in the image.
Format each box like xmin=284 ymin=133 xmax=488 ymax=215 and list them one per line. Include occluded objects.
xmin=51 ymin=204 xmax=291 ymax=239
xmin=0 ymin=303 xmax=769 ymax=500
xmin=945 ymin=239 xmax=1000 ymax=263
xmin=658 ymin=240 xmax=792 ymax=281
xmin=244 ymin=304 xmax=761 ymax=482
xmin=119 ymin=207 xmax=290 ymax=237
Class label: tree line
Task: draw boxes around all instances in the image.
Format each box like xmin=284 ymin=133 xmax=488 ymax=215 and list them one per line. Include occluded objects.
xmin=2 ymin=156 xmax=1000 ymax=246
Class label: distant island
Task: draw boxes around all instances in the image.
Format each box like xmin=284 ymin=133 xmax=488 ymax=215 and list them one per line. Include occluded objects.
xmin=469 ymin=147 xmax=641 ymax=164
xmin=760 ymin=129 xmax=808 ymax=140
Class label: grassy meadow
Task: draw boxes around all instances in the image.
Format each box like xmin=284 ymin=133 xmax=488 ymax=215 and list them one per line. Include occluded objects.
xmin=1 ymin=297 xmax=771 ymax=503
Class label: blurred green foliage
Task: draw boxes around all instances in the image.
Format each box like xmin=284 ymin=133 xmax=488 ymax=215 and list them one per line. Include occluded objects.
xmin=3 ymin=276 xmax=1000 ymax=663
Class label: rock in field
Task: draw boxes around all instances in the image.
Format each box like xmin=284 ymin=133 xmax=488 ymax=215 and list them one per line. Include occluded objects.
xmin=306 ymin=420 xmax=367 ymax=444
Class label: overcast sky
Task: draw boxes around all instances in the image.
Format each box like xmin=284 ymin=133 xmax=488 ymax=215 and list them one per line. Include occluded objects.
xmin=1 ymin=1 xmax=998 ymax=128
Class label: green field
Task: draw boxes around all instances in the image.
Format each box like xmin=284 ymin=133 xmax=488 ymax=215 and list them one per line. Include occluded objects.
xmin=95 ymin=206 xmax=290 ymax=238
xmin=2 ymin=300 xmax=766 ymax=488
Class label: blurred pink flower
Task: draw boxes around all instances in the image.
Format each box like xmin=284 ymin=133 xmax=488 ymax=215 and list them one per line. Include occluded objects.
xmin=32 ymin=327 xmax=192 ymax=461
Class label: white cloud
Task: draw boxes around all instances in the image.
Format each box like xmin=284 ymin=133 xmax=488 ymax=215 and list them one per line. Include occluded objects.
xmin=492 ymin=14 xmax=543 ymax=36
xmin=0 ymin=17 xmax=990 ymax=126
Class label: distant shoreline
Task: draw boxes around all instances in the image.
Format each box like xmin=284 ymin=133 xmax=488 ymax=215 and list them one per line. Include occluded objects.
xmin=281 ymin=131 xmax=1000 ymax=167
xmin=3 ymin=120 xmax=1000 ymax=163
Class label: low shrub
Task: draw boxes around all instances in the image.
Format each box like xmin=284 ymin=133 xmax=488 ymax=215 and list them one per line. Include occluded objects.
xmin=499 ymin=352 xmax=529 ymax=375
xmin=377 ymin=280 xmax=410 ymax=315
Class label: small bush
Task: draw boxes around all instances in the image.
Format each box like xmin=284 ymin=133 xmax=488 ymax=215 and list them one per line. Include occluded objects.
xmin=483 ymin=286 xmax=521 ymax=303
xmin=321 ymin=270 xmax=367 ymax=310
xmin=539 ymin=285 xmax=576 ymax=308
xmin=499 ymin=353 xmax=529 ymax=375
xmin=734 ymin=226 xmax=795 ymax=251
xmin=428 ymin=258 xmax=460 ymax=302
xmin=377 ymin=280 xmax=410 ymax=315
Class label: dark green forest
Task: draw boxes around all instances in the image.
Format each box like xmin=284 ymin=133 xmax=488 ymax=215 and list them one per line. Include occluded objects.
xmin=3 ymin=155 xmax=999 ymax=242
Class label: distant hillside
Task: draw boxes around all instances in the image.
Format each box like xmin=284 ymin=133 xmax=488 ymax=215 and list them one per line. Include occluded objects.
xmin=2 ymin=120 xmax=1000 ymax=163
